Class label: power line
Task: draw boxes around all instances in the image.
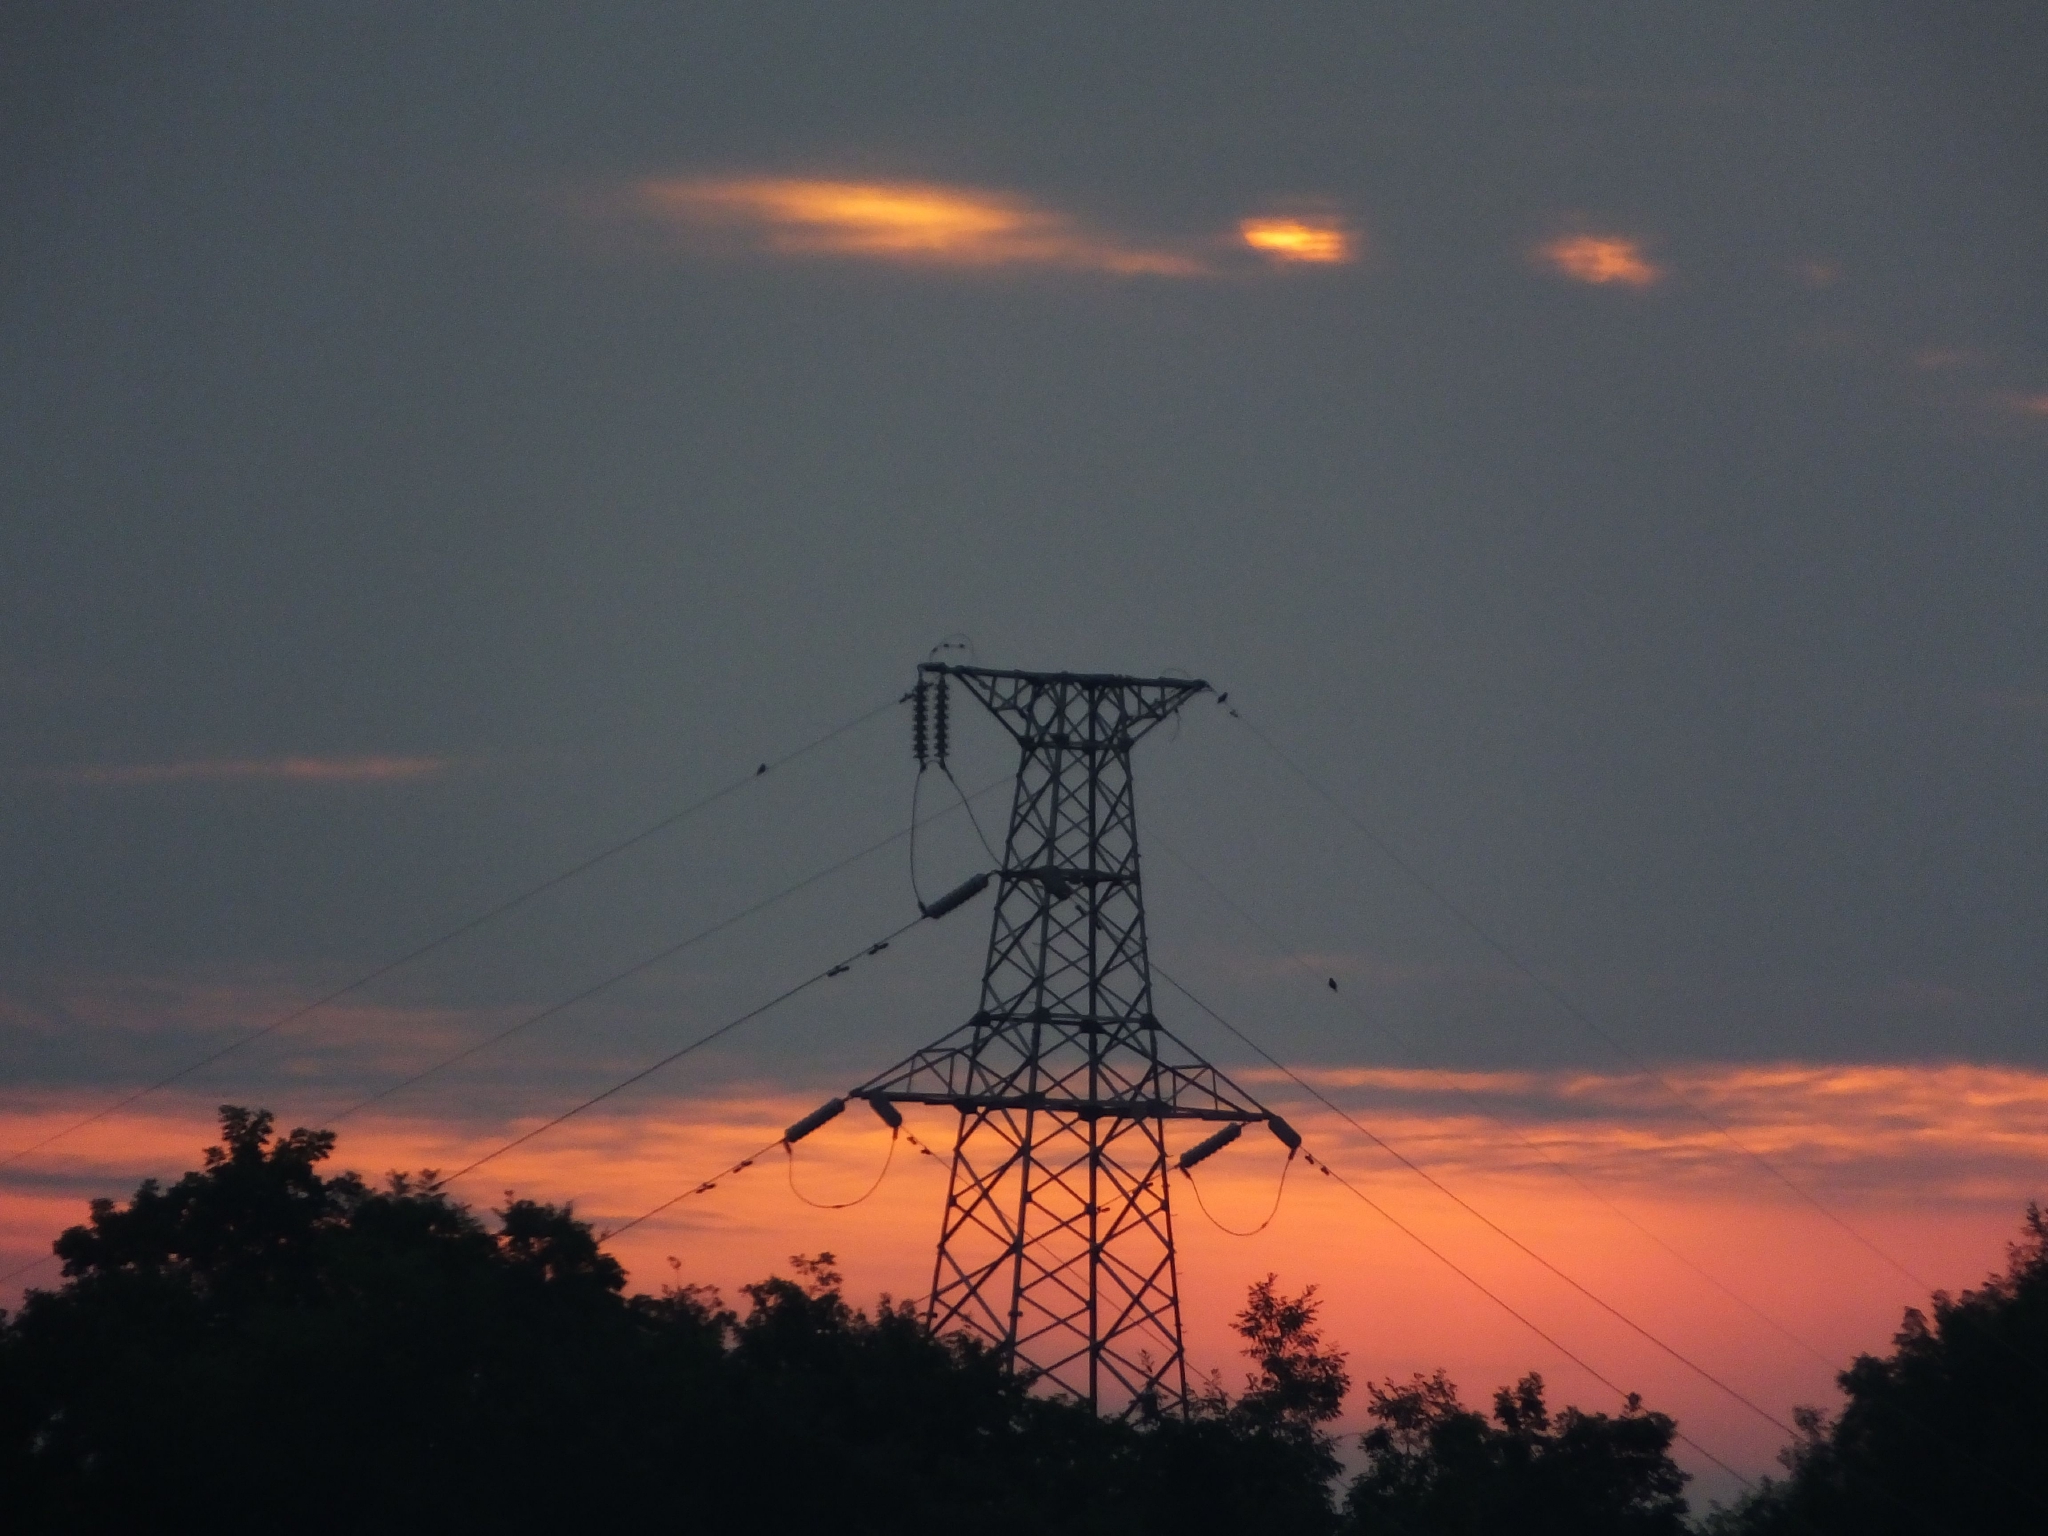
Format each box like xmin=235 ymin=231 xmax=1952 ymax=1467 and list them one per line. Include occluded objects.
xmin=1217 ymin=699 xmax=1938 ymax=1296
xmin=4 ymin=773 xmax=1002 ymax=1297
xmin=1164 ymin=909 xmax=2023 ymax=1528
xmin=1288 ymin=1145 xmax=1753 ymax=1488
xmin=599 ymin=1137 xmax=783 ymax=1242
xmin=0 ymin=694 xmax=901 ymax=1172
xmin=1150 ymin=831 xmax=1837 ymax=1371
xmin=325 ymin=773 xmax=1009 ymax=1124
xmin=1154 ymin=965 xmax=1797 ymax=1443
xmin=428 ymin=910 xmax=940 ymax=1192
xmin=0 ymin=1251 xmax=57 ymax=1289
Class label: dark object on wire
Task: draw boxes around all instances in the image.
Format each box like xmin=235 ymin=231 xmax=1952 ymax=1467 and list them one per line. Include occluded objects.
xmin=784 ymin=1098 xmax=847 ymax=1145
xmin=919 ymin=870 xmax=990 ymax=920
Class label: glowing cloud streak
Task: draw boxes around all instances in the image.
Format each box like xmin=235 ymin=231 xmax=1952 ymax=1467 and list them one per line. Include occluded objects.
xmin=1537 ymin=234 xmax=1664 ymax=288
xmin=634 ymin=177 xmax=1207 ymax=276
xmin=1239 ymin=217 xmax=1356 ymax=264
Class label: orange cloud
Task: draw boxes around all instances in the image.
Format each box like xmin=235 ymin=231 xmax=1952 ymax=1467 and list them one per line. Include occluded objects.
xmin=1239 ymin=217 xmax=1356 ymax=265
xmin=1244 ymin=1060 xmax=2048 ymax=1194
xmin=1536 ymin=233 xmax=1663 ymax=288
xmin=633 ymin=177 xmax=1207 ymax=277
xmin=41 ymin=756 xmax=452 ymax=786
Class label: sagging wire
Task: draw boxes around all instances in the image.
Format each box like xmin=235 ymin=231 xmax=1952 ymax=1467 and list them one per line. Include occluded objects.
xmin=1156 ymin=964 xmax=1798 ymax=1444
xmin=1286 ymin=1146 xmax=1756 ymax=1491
xmin=1148 ymin=830 xmax=1842 ymax=1372
xmin=327 ymin=771 xmax=1010 ymax=1126
xmin=1181 ymin=1148 xmax=1295 ymax=1238
xmin=785 ymin=1125 xmax=900 ymax=1210
xmin=0 ymin=693 xmax=903 ymax=1172
xmin=426 ymin=911 xmax=935 ymax=1193
xmin=908 ymin=763 xmax=929 ymax=911
xmin=1210 ymin=690 xmax=1941 ymax=1299
xmin=603 ymin=1107 xmax=948 ymax=1242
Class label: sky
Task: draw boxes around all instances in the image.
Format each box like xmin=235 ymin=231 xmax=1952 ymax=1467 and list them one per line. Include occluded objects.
xmin=3 ymin=0 xmax=2045 ymax=1504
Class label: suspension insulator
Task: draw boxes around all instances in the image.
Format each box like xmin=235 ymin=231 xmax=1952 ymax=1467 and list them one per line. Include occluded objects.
xmin=863 ymin=1094 xmax=904 ymax=1130
xmin=912 ymin=679 xmax=929 ymax=767
xmin=1178 ymin=1121 xmax=1244 ymax=1171
xmin=920 ymin=870 xmax=991 ymax=920
xmin=933 ymin=674 xmax=949 ymax=768
xmin=1265 ymin=1114 xmax=1302 ymax=1152
xmin=784 ymin=1097 xmax=846 ymax=1145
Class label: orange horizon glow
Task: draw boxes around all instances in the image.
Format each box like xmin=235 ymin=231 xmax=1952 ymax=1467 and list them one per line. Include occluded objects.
xmin=633 ymin=176 xmax=1209 ymax=277
xmin=1239 ymin=217 xmax=1356 ymax=265
xmin=1537 ymin=233 xmax=1663 ymax=288
xmin=5 ymin=1063 xmax=2036 ymax=1494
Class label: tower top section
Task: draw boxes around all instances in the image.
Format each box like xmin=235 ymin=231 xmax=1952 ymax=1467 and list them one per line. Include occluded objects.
xmin=918 ymin=664 xmax=1209 ymax=753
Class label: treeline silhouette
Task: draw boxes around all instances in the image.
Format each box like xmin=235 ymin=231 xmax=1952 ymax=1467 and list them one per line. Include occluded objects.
xmin=0 ymin=1109 xmax=2039 ymax=1535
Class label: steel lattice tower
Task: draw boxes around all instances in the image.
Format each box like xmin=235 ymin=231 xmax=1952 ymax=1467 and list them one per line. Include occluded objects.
xmin=847 ymin=665 xmax=1290 ymax=1413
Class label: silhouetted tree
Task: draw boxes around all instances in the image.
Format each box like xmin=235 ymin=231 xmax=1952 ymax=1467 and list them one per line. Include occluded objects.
xmin=1340 ymin=1368 xmax=1689 ymax=1535
xmin=0 ymin=1108 xmax=1342 ymax=1534
xmin=1131 ymin=1274 xmax=1353 ymax=1535
xmin=1702 ymin=1203 xmax=2048 ymax=1536
xmin=0 ymin=1107 xmax=1711 ymax=1536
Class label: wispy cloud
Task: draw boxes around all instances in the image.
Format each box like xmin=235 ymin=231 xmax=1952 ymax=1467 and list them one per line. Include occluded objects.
xmin=38 ymin=756 xmax=453 ymax=787
xmin=630 ymin=176 xmax=1209 ymax=277
xmin=1238 ymin=215 xmax=1358 ymax=265
xmin=1536 ymin=233 xmax=1664 ymax=289
xmin=1240 ymin=1060 xmax=2048 ymax=1193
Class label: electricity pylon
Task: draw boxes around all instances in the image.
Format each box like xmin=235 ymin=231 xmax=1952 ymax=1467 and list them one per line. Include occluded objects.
xmin=833 ymin=665 xmax=1296 ymax=1414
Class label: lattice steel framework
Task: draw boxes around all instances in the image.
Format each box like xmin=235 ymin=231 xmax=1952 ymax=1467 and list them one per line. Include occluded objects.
xmin=852 ymin=665 xmax=1282 ymax=1413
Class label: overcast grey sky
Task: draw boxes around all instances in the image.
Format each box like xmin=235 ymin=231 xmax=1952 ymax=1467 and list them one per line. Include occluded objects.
xmin=3 ymin=2 xmax=2044 ymax=1131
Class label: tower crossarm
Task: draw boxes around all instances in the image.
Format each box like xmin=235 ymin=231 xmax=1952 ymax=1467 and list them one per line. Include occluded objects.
xmin=851 ymin=1018 xmax=1281 ymax=1125
xmin=921 ymin=664 xmax=1209 ymax=753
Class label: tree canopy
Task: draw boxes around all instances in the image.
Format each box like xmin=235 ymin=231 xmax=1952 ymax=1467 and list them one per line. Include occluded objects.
xmin=1703 ymin=1203 xmax=2048 ymax=1536
xmin=15 ymin=1107 xmax=2033 ymax=1534
xmin=0 ymin=1107 xmax=1367 ymax=1534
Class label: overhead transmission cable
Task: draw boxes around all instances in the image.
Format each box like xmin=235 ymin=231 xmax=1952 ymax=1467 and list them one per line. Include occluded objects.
xmin=1150 ymin=831 xmax=1837 ymax=1371
xmin=0 ymin=694 xmax=901 ymax=1171
xmin=326 ymin=773 xmax=1009 ymax=1124
xmin=1153 ymin=965 xmax=1796 ymax=1455
xmin=1215 ymin=698 xmax=1938 ymax=1296
xmin=426 ymin=910 xmax=937 ymax=1191
xmin=604 ymin=1114 xmax=949 ymax=1244
xmin=600 ymin=1137 xmax=783 ymax=1242
xmin=1160 ymin=971 xmax=1754 ymax=1484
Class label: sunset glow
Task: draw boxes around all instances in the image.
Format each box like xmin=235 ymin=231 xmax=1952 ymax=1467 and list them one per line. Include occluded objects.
xmin=1537 ymin=233 xmax=1663 ymax=288
xmin=634 ymin=177 xmax=1207 ymax=276
xmin=5 ymin=1054 xmax=2035 ymax=1493
xmin=1239 ymin=217 xmax=1355 ymax=264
